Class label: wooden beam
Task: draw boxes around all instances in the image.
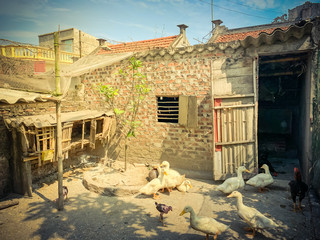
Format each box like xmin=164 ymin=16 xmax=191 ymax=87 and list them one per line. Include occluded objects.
xmin=260 ymin=71 xmax=303 ymax=77
xmin=214 ymin=93 xmax=255 ymax=99
xmin=260 ymin=57 xmax=302 ymax=64
xmin=214 ymin=104 xmax=255 ymax=110
xmin=216 ymin=139 xmax=255 ymax=146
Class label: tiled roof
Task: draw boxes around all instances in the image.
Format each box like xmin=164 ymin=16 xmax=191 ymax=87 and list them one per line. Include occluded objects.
xmin=97 ymin=35 xmax=179 ymax=55
xmin=215 ymin=26 xmax=290 ymax=43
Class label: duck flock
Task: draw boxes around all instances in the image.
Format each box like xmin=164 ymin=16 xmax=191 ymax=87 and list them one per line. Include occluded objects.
xmin=138 ymin=161 xmax=307 ymax=239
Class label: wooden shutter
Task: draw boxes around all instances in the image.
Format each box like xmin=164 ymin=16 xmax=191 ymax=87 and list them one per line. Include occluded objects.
xmin=179 ymin=95 xmax=198 ymax=128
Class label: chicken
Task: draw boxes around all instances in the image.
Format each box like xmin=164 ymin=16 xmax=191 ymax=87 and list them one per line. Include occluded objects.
xmin=288 ymin=167 xmax=308 ymax=212
xmin=63 ymin=186 xmax=68 ymax=201
xmin=155 ymin=202 xmax=172 ymax=226
xmin=258 ymin=150 xmax=278 ymax=177
xmin=148 ymin=165 xmax=159 ymax=181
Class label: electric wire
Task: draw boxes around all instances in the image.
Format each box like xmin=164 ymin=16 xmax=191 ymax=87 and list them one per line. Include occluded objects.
xmin=198 ymin=0 xmax=275 ymax=20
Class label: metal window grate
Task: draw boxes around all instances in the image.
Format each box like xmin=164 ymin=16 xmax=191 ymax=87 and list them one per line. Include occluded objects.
xmin=157 ymin=96 xmax=179 ymax=123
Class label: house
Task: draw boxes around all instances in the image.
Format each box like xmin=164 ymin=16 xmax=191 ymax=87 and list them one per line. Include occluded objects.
xmin=38 ymin=28 xmax=99 ymax=57
xmin=0 ymin=24 xmax=191 ymax=197
xmin=60 ymin=2 xmax=320 ymax=198
xmin=0 ymin=28 xmax=102 ymax=76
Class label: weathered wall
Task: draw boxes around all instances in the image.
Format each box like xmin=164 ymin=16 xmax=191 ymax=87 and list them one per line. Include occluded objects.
xmin=79 ymin=44 xmax=255 ymax=179
xmin=80 ymin=50 xmax=214 ymax=178
xmin=0 ymin=80 xmax=99 ymax=196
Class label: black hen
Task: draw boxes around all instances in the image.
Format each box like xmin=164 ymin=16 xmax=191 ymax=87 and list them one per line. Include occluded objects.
xmin=155 ymin=202 xmax=172 ymax=226
xmin=258 ymin=151 xmax=278 ymax=177
xmin=288 ymin=168 xmax=308 ymax=212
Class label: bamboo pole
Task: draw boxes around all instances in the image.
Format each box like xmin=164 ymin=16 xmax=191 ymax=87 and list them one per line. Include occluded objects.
xmin=54 ymin=31 xmax=64 ymax=211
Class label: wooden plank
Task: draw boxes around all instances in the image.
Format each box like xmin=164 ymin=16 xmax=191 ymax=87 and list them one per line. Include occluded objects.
xmin=214 ymin=94 xmax=255 ymax=99
xmin=35 ymin=128 xmax=41 ymax=167
xmin=215 ymin=140 xmax=255 ymax=146
xmin=221 ymin=110 xmax=226 ymax=174
xmin=260 ymin=71 xmax=302 ymax=77
xmin=89 ymin=119 xmax=96 ymax=149
xmin=187 ymin=96 xmax=198 ymax=128
xmin=260 ymin=57 xmax=302 ymax=64
xmin=217 ymin=110 xmax=221 ymax=143
xmin=81 ymin=120 xmax=84 ymax=149
xmin=178 ymin=95 xmax=188 ymax=127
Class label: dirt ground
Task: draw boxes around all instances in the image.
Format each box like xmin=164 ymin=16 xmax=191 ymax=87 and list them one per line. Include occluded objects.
xmin=0 ymin=158 xmax=315 ymax=240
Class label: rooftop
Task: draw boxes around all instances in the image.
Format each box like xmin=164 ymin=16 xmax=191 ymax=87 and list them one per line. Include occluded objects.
xmin=97 ymin=35 xmax=179 ymax=55
xmin=214 ymin=26 xmax=290 ymax=43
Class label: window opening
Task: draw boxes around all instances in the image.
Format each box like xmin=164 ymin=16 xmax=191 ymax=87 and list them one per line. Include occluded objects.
xmin=157 ymin=96 xmax=179 ymax=123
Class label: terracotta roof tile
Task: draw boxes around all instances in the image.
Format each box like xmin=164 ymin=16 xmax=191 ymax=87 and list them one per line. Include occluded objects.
xmin=97 ymin=35 xmax=178 ymax=55
xmin=215 ymin=26 xmax=290 ymax=43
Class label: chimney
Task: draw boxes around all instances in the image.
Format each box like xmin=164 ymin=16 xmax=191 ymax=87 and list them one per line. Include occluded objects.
xmin=212 ymin=19 xmax=223 ymax=30
xmin=177 ymin=24 xmax=188 ymax=37
xmin=97 ymin=38 xmax=107 ymax=46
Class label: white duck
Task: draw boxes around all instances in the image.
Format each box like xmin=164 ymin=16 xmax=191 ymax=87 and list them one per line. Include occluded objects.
xmin=246 ymin=164 xmax=274 ymax=192
xmin=160 ymin=161 xmax=185 ymax=192
xmin=216 ymin=166 xmax=249 ymax=194
xmin=180 ymin=206 xmax=229 ymax=240
xmin=139 ymin=166 xmax=167 ymax=199
xmin=176 ymin=180 xmax=192 ymax=192
xmin=227 ymin=191 xmax=279 ymax=237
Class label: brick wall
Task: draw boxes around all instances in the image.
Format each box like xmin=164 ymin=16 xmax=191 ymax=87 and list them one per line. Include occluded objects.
xmin=80 ymin=51 xmax=221 ymax=178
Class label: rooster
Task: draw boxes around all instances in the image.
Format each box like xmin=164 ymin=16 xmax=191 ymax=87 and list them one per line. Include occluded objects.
xmin=155 ymin=202 xmax=172 ymax=226
xmin=288 ymin=168 xmax=308 ymax=212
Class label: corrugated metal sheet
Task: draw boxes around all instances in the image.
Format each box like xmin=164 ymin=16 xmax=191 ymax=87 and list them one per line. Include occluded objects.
xmin=0 ymin=52 xmax=133 ymax=104
xmin=5 ymin=110 xmax=114 ymax=128
xmin=0 ymin=88 xmax=51 ymax=104
xmin=61 ymin=52 xmax=133 ymax=77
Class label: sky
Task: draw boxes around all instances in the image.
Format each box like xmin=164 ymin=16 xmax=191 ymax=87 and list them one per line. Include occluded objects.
xmin=1 ymin=0 xmax=319 ymax=46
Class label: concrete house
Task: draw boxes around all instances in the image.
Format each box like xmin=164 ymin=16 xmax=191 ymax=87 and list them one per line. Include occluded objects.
xmin=38 ymin=28 xmax=99 ymax=57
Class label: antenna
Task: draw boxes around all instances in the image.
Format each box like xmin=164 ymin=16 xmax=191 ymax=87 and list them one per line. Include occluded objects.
xmin=211 ymin=0 xmax=214 ymax=31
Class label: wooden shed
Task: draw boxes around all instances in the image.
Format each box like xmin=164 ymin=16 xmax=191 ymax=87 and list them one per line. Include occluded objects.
xmin=4 ymin=110 xmax=115 ymax=195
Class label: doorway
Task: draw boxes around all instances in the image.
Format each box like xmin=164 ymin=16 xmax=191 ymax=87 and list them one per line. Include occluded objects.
xmin=258 ymin=52 xmax=310 ymax=177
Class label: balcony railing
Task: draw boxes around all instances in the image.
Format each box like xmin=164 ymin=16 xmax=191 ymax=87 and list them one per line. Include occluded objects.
xmin=0 ymin=45 xmax=80 ymax=63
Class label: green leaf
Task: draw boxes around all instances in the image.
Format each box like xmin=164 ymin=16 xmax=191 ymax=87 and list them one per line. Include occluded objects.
xmin=114 ymin=108 xmax=124 ymax=115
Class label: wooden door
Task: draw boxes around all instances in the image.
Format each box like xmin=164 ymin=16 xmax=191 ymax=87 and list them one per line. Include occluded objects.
xmin=212 ymin=58 xmax=259 ymax=180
